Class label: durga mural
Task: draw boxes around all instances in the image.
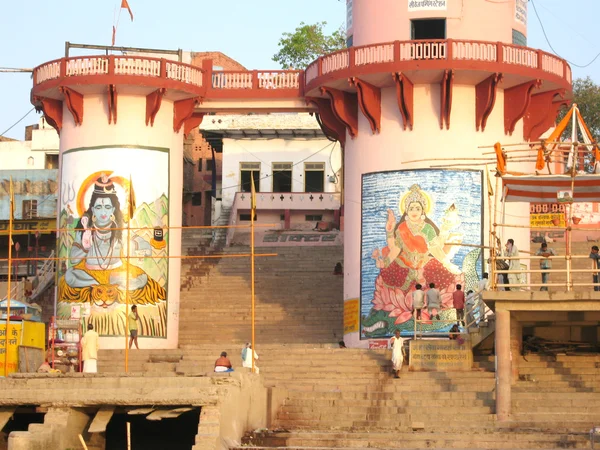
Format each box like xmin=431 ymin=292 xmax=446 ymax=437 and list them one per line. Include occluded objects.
xmin=361 ymin=170 xmax=483 ymax=338
xmin=57 ymin=147 xmax=169 ymax=338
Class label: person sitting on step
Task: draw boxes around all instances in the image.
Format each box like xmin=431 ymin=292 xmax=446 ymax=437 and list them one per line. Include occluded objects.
xmin=214 ymin=351 xmax=233 ymax=373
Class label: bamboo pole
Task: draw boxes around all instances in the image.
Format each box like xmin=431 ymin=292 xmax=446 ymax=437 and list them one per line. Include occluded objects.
xmin=0 ymin=253 xmax=279 ymax=263
xmin=491 ymin=176 xmax=500 ymax=290
xmin=78 ymin=434 xmax=89 ymax=450
xmin=250 ymin=184 xmax=256 ymax=374
xmin=125 ymin=215 xmax=130 ymax=372
xmin=127 ymin=422 xmax=131 ymax=450
xmin=487 ymin=166 xmax=493 ymax=276
xmin=402 ymin=157 xmax=496 ymax=165
xmin=4 ymin=177 xmax=14 ymax=377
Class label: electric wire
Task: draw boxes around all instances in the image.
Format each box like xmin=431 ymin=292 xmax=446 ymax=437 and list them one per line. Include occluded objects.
xmin=531 ymin=0 xmax=600 ymax=69
xmin=0 ymin=107 xmax=35 ymax=138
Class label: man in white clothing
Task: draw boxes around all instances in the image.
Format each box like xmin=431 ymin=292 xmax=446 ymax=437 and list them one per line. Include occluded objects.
xmin=242 ymin=343 xmax=259 ymax=374
xmin=81 ymin=323 xmax=99 ymax=373
xmin=504 ymin=239 xmax=521 ymax=290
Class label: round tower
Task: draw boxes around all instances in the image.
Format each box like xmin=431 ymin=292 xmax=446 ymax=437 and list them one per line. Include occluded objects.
xmin=312 ymin=0 xmax=571 ymax=346
xmin=31 ymin=56 xmax=205 ymax=349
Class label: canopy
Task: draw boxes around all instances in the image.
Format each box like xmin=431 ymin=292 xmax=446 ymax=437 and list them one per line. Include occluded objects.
xmin=501 ymin=174 xmax=600 ymax=203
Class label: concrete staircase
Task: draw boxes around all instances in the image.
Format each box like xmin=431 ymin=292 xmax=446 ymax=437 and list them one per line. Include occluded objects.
xmin=178 ymin=240 xmax=344 ymax=346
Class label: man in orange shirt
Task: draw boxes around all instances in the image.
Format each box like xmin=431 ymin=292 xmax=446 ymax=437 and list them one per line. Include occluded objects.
xmin=452 ymin=284 xmax=465 ymax=326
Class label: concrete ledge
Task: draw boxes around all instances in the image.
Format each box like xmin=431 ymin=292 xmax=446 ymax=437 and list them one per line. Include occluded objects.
xmin=0 ymin=373 xmax=253 ymax=407
xmin=484 ymin=290 xmax=600 ymax=311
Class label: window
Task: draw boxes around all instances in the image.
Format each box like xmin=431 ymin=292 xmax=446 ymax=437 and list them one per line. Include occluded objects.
xmin=272 ymin=162 xmax=292 ymax=193
xmin=206 ymin=159 xmax=214 ymax=171
xmin=23 ymin=200 xmax=38 ymax=219
xmin=306 ymin=214 xmax=323 ymax=221
xmin=197 ymin=159 xmax=203 ymax=172
xmin=304 ymin=162 xmax=325 ymax=192
xmin=240 ymin=213 xmax=257 ymax=221
xmin=280 ymin=214 xmax=285 ymax=221
xmin=45 ymin=154 xmax=59 ymax=169
xmin=512 ymin=29 xmax=527 ymax=46
xmin=240 ymin=162 xmax=260 ymax=193
xmin=191 ymin=192 xmax=202 ymax=206
xmin=411 ymin=19 xmax=446 ymax=40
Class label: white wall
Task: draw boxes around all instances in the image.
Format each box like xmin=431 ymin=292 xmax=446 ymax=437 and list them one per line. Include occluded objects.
xmin=0 ymin=118 xmax=59 ymax=170
xmin=221 ymin=137 xmax=342 ymax=209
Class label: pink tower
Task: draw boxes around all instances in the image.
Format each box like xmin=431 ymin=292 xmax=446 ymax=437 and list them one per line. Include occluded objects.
xmin=305 ymin=0 xmax=572 ymax=346
xmin=31 ymin=55 xmax=205 ymax=349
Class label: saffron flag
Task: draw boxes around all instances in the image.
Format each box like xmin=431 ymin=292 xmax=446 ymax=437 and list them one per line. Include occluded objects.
xmin=128 ymin=176 xmax=136 ymax=221
xmin=121 ymin=0 xmax=134 ymax=21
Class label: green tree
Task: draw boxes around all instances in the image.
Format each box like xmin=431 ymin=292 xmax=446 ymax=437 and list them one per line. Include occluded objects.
xmin=272 ymin=21 xmax=346 ymax=70
xmin=570 ymin=76 xmax=600 ymax=138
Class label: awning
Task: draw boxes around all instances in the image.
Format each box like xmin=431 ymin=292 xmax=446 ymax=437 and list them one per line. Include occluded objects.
xmin=501 ymin=174 xmax=600 ymax=203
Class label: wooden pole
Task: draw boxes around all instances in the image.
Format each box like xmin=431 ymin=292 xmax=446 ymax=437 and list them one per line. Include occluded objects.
xmin=4 ymin=177 xmax=14 ymax=376
xmin=125 ymin=176 xmax=133 ymax=372
xmin=250 ymin=178 xmax=256 ymax=374
xmin=491 ymin=176 xmax=500 ymax=290
xmin=126 ymin=422 xmax=131 ymax=450
xmin=78 ymin=434 xmax=89 ymax=450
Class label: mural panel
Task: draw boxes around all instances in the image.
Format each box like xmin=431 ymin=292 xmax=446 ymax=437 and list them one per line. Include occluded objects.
xmin=57 ymin=147 xmax=169 ymax=338
xmin=361 ymin=169 xmax=483 ymax=339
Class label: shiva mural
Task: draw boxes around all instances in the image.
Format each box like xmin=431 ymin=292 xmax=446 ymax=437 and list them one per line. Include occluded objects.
xmin=57 ymin=147 xmax=169 ymax=338
xmin=361 ymin=169 xmax=483 ymax=338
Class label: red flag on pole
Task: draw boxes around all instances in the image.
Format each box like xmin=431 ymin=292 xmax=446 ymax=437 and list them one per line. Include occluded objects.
xmin=121 ymin=0 xmax=134 ymax=21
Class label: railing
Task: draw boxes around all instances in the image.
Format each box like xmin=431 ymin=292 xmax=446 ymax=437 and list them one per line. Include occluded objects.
xmin=211 ymin=70 xmax=302 ymax=90
xmin=0 ymin=279 xmax=25 ymax=302
xmin=34 ymin=56 xmax=204 ymax=89
xmin=306 ymin=39 xmax=571 ymax=88
xmin=30 ymin=250 xmax=55 ymax=300
xmin=233 ymin=191 xmax=341 ymax=211
xmin=491 ymin=253 xmax=600 ymax=291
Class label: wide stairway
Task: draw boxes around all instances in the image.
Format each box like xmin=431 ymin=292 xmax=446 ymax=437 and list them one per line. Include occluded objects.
xmin=95 ymin=231 xmax=598 ymax=449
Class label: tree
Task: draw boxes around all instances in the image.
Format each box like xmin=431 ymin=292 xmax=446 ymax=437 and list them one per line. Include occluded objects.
xmin=570 ymin=76 xmax=600 ymax=138
xmin=272 ymin=21 xmax=346 ymax=70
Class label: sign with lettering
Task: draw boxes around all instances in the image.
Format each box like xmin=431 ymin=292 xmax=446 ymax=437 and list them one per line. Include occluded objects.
xmin=0 ymin=323 xmax=22 ymax=376
xmin=515 ymin=0 xmax=527 ymax=26
xmin=530 ymin=213 xmax=565 ymax=228
xmin=408 ymin=0 xmax=447 ymax=11
xmin=368 ymin=339 xmax=389 ymax=349
xmin=0 ymin=219 xmax=55 ymax=235
xmin=409 ymin=338 xmax=472 ymax=371
xmin=343 ymin=299 xmax=360 ymax=334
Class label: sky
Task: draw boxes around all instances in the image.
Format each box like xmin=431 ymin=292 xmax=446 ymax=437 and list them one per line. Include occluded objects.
xmin=0 ymin=0 xmax=599 ymax=140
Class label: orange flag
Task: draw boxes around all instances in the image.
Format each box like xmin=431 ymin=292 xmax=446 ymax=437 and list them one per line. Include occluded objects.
xmin=121 ymin=0 xmax=134 ymax=21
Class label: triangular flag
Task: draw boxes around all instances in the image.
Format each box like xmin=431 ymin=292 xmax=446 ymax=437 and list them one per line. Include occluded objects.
xmin=128 ymin=176 xmax=136 ymax=221
xmin=121 ymin=0 xmax=134 ymax=21
xmin=250 ymin=175 xmax=256 ymax=216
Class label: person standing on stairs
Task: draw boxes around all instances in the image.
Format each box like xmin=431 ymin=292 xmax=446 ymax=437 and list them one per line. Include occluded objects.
xmin=388 ymin=330 xmax=405 ymax=379
xmin=81 ymin=323 xmax=99 ymax=373
xmin=452 ymin=284 xmax=465 ymax=326
xmin=426 ymin=283 xmax=441 ymax=320
xmin=128 ymin=305 xmax=140 ymax=350
xmin=242 ymin=343 xmax=259 ymax=373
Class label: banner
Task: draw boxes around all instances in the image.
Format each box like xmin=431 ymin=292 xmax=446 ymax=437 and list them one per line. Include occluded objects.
xmin=409 ymin=338 xmax=472 ymax=371
xmin=0 ymin=219 xmax=55 ymax=235
xmin=530 ymin=213 xmax=565 ymax=228
xmin=409 ymin=0 xmax=447 ymax=11
xmin=0 ymin=323 xmax=22 ymax=376
xmin=515 ymin=0 xmax=527 ymax=26
xmin=343 ymin=299 xmax=360 ymax=334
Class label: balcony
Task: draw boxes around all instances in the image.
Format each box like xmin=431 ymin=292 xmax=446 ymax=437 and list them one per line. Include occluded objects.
xmin=233 ymin=191 xmax=341 ymax=211
xmin=305 ymin=38 xmax=572 ymax=94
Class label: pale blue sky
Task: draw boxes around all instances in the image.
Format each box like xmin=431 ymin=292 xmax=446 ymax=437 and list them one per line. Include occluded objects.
xmin=1 ymin=0 xmax=599 ymax=139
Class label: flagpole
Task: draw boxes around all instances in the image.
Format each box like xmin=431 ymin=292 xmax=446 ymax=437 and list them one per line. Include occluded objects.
xmin=124 ymin=176 xmax=132 ymax=372
xmin=4 ymin=177 xmax=14 ymax=376
xmin=250 ymin=178 xmax=256 ymax=373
